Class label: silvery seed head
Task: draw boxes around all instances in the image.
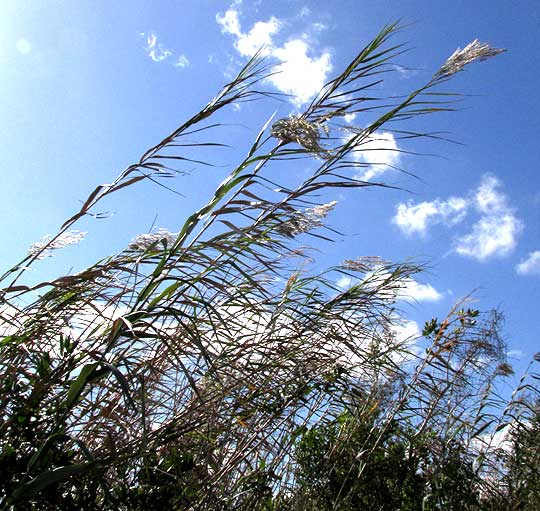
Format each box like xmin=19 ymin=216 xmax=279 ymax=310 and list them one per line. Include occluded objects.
xmin=271 ymin=115 xmax=329 ymax=156
xmin=28 ymin=230 xmax=86 ymax=260
xmin=435 ymin=39 xmax=505 ymax=79
xmin=278 ymin=201 xmax=337 ymax=237
xmin=128 ymin=228 xmax=177 ymax=251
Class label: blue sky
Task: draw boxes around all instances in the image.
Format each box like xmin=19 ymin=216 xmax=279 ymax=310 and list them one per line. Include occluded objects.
xmin=1 ymin=1 xmax=539 ymax=377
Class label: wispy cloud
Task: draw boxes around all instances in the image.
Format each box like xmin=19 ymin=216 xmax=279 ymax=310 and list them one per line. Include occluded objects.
xmin=311 ymin=22 xmax=327 ymax=32
xmin=391 ymin=64 xmax=419 ymax=80
xmin=393 ymin=175 xmax=522 ymax=261
xmin=140 ymin=32 xmax=191 ymax=71
xmin=175 ymin=54 xmax=190 ymax=69
xmin=507 ymin=349 xmax=525 ymax=359
xmin=216 ymin=5 xmax=332 ymax=107
xmin=143 ymin=33 xmax=172 ymax=62
xmin=516 ymin=250 xmax=540 ymax=275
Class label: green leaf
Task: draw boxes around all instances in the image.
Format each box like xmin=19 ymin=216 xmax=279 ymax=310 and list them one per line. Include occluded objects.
xmin=99 ymin=362 xmax=138 ymax=412
xmin=422 ymin=318 xmax=439 ymax=337
xmin=64 ymin=362 xmax=99 ymax=410
xmin=10 ymin=462 xmax=96 ymax=503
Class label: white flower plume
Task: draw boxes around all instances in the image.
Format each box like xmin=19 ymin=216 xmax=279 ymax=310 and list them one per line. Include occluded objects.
xmin=28 ymin=230 xmax=86 ymax=260
xmin=129 ymin=228 xmax=177 ymax=251
xmin=278 ymin=201 xmax=337 ymax=237
xmin=435 ymin=39 xmax=505 ymax=78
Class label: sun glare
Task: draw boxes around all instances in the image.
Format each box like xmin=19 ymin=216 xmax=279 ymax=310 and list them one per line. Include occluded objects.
xmin=15 ymin=37 xmax=31 ymax=55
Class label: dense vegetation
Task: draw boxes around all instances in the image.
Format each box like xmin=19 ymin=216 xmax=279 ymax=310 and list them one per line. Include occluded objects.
xmin=1 ymin=24 xmax=538 ymax=510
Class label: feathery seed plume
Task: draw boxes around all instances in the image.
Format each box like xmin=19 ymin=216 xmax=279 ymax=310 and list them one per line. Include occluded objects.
xmin=128 ymin=228 xmax=177 ymax=251
xmin=278 ymin=201 xmax=337 ymax=237
xmin=342 ymin=256 xmax=388 ymax=272
xmin=271 ymin=115 xmax=328 ymax=156
xmin=435 ymin=39 xmax=505 ymax=79
xmin=28 ymin=230 xmax=87 ymax=260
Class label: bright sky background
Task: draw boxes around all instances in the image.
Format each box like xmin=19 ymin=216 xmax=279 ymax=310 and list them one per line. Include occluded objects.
xmin=1 ymin=0 xmax=539 ymax=379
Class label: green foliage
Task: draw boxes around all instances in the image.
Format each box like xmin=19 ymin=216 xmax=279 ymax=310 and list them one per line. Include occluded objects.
xmin=289 ymin=412 xmax=425 ymax=510
xmin=287 ymin=410 xmax=484 ymax=511
xmin=487 ymin=404 xmax=540 ymax=511
xmin=422 ymin=440 xmax=480 ymax=511
xmin=119 ymin=447 xmax=203 ymax=510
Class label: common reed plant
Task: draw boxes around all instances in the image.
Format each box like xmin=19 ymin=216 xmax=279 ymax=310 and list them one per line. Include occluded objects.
xmin=0 ymin=24 xmax=537 ymax=510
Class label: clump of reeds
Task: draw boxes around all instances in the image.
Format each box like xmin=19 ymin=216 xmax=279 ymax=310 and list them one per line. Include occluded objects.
xmin=1 ymin=23 xmax=536 ymax=511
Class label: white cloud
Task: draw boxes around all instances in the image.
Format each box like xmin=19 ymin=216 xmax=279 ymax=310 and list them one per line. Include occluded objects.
xmin=400 ymin=278 xmax=443 ymax=302
xmin=369 ymin=271 xmax=443 ymax=303
xmin=0 ymin=304 xmax=25 ymax=337
xmin=238 ymin=18 xmax=280 ymax=57
xmin=455 ymin=175 xmax=522 ymax=261
xmin=516 ymin=251 xmax=540 ymax=275
xmin=391 ymin=319 xmax=421 ymax=345
xmin=143 ymin=33 xmax=172 ymax=62
xmin=141 ymin=32 xmax=190 ymax=70
xmin=393 ymin=175 xmax=522 ymax=262
xmin=507 ymin=349 xmax=524 ymax=359
xmin=336 ymin=275 xmax=354 ymax=289
xmin=270 ymin=39 xmax=332 ymax=107
xmin=311 ymin=22 xmax=327 ymax=32
xmin=392 ymin=64 xmax=417 ymax=79
xmin=490 ymin=424 xmax=514 ymax=452
xmin=216 ymin=6 xmax=332 ymax=107
xmin=217 ymin=7 xmax=243 ymax=37
xmin=337 ymin=271 xmax=442 ymax=303
xmin=0 ymin=300 xmax=132 ymax=360
xmin=393 ymin=201 xmax=437 ymax=236
xmin=475 ymin=174 xmax=506 ymax=214
xmin=393 ymin=197 xmax=468 ymax=236
xmin=473 ymin=423 xmax=514 ymax=455
xmin=175 ymin=54 xmax=190 ymax=69
xmin=217 ymin=8 xmax=280 ymax=57
xmin=16 ymin=38 xmax=32 ymax=55
xmin=455 ymin=213 xmax=522 ymax=260
xmin=353 ymin=132 xmax=401 ymax=181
